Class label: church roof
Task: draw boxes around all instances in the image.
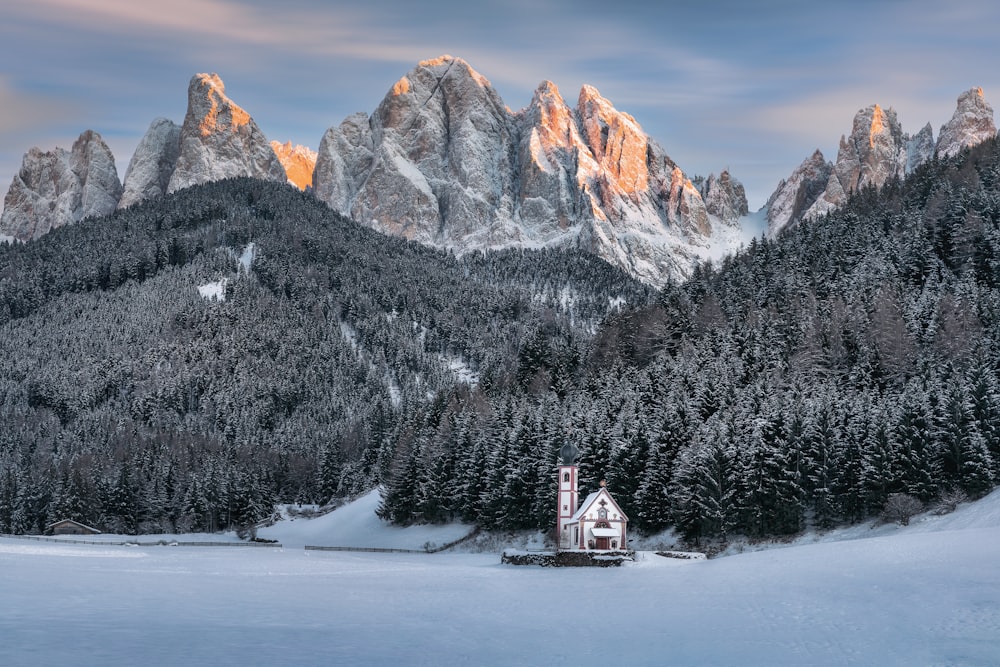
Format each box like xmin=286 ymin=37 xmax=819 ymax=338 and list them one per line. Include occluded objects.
xmin=570 ymin=487 xmax=629 ymax=522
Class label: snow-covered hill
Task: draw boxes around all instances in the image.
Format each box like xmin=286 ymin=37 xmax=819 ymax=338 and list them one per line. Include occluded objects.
xmin=3 ymin=489 xmax=999 ymax=666
xmin=256 ymin=489 xmax=474 ymax=550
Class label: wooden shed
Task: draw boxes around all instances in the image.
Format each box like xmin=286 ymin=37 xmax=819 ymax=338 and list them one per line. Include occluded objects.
xmin=45 ymin=519 xmax=101 ymax=536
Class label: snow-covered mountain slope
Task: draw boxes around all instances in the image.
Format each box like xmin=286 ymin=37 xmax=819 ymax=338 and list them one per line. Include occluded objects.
xmin=313 ymin=55 xmax=745 ymax=287
xmin=0 ymin=130 xmax=122 ymax=241
xmin=257 ymin=489 xmax=474 ymax=549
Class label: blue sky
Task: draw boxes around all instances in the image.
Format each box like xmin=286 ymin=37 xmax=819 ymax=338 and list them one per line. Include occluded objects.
xmin=2 ymin=0 xmax=998 ymax=209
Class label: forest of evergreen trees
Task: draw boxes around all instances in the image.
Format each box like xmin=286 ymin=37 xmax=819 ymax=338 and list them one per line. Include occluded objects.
xmin=0 ymin=178 xmax=650 ymax=535
xmin=2 ymin=137 xmax=1000 ymax=544
xmin=378 ymin=139 xmax=1000 ymax=543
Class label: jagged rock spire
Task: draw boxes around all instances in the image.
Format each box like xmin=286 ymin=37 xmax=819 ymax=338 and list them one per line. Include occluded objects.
xmin=936 ymin=87 xmax=996 ymax=158
xmin=167 ymin=73 xmax=286 ymax=194
xmin=0 ymin=130 xmax=122 ymax=241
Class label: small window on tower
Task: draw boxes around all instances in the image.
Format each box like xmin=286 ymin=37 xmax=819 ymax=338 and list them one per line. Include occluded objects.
xmin=563 ymin=472 xmax=570 ymax=483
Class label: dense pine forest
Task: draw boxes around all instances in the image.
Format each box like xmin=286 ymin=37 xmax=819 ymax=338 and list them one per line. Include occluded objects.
xmin=3 ymin=138 xmax=1000 ymax=544
xmin=378 ymin=139 xmax=1000 ymax=543
xmin=0 ymin=178 xmax=650 ymax=534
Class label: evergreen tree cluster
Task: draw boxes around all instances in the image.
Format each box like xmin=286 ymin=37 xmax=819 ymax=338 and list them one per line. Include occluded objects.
xmin=379 ymin=139 xmax=1000 ymax=542
xmin=0 ymin=178 xmax=650 ymax=534
xmin=5 ymin=136 xmax=1000 ymax=543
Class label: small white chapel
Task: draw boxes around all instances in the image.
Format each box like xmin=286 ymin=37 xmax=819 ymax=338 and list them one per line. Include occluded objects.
xmin=556 ymin=443 xmax=629 ymax=551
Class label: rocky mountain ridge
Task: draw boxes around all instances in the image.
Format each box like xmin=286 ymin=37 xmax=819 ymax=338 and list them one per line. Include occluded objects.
xmin=767 ymin=87 xmax=997 ymax=236
xmin=3 ymin=60 xmax=996 ymax=286
xmin=2 ymin=57 xmax=742 ymax=287
xmin=0 ymin=130 xmax=122 ymax=240
xmin=312 ymin=56 xmax=741 ymax=286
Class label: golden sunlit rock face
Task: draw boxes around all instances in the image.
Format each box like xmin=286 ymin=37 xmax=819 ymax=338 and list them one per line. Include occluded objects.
xmin=167 ymin=73 xmax=286 ymax=194
xmin=869 ymin=104 xmax=885 ymax=148
xmin=313 ymin=55 xmax=734 ymax=287
xmin=271 ymin=141 xmax=317 ymax=190
xmin=391 ymin=76 xmax=411 ymax=96
xmin=196 ymin=73 xmax=251 ymax=138
xmin=578 ymin=84 xmax=650 ymax=197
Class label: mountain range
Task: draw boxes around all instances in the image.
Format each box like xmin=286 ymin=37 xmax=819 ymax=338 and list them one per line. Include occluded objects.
xmin=1 ymin=56 xmax=996 ymax=287
xmin=765 ymin=87 xmax=997 ymax=236
xmin=2 ymin=71 xmax=999 ymax=541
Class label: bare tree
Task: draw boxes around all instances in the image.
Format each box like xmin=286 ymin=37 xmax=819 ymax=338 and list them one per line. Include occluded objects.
xmin=881 ymin=493 xmax=923 ymax=526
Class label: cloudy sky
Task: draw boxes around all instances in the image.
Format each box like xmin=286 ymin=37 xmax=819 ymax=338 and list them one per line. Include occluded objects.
xmin=2 ymin=0 xmax=999 ymax=209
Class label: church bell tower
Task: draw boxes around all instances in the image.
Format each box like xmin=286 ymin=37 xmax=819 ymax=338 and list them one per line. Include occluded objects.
xmin=557 ymin=442 xmax=579 ymax=551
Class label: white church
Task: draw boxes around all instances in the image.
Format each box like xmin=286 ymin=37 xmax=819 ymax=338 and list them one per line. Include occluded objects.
xmin=556 ymin=443 xmax=629 ymax=551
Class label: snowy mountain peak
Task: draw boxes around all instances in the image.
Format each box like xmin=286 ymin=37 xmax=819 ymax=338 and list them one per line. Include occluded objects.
xmin=701 ymin=170 xmax=749 ymax=225
xmin=936 ymin=86 xmax=996 ymax=158
xmin=768 ymin=87 xmax=998 ymax=234
xmin=765 ymin=149 xmax=832 ymax=236
xmin=416 ymin=54 xmax=492 ymax=89
xmin=311 ymin=56 xmax=730 ymax=287
xmin=167 ymin=73 xmax=286 ymax=194
xmin=118 ymin=118 xmax=181 ymax=209
xmin=0 ymin=130 xmax=122 ymax=241
xmin=799 ymin=103 xmax=906 ymax=223
xmin=905 ymin=123 xmax=935 ymax=174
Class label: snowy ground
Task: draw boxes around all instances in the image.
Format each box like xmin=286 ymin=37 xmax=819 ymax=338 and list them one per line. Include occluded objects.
xmin=3 ymin=491 xmax=999 ymax=666
xmin=256 ymin=489 xmax=476 ymax=550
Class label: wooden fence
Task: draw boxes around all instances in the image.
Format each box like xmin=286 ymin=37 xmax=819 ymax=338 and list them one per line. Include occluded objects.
xmin=305 ymin=527 xmax=480 ymax=554
xmin=0 ymin=534 xmax=281 ymax=548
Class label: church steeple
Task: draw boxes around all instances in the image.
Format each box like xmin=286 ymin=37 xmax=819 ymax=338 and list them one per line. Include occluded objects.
xmin=556 ymin=442 xmax=579 ymax=551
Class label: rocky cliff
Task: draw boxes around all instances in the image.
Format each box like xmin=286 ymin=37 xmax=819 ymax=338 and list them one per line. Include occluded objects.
xmin=766 ymin=87 xmax=997 ymax=236
xmin=700 ymin=170 xmax=750 ymax=224
xmin=313 ymin=55 xmax=743 ymax=286
xmin=936 ymin=87 xmax=996 ymax=158
xmin=765 ymin=150 xmax=832 ymax=236
xmin=0 ymin=130 xmax=122 ymax=241
xmin=118 ymin=118 xmax=181 ymax=209
xmin=167 ymin=73 xmax=286 ymax=193
xmin=271 ymin=141 xmax=317 ymax=190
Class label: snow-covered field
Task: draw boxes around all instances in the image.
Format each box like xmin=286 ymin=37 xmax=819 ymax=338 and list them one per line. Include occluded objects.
xmin=3 ymin=490 xmax=999 ymax=666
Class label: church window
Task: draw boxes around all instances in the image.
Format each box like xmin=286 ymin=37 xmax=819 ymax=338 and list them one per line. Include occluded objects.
xmin=563 ymin=472 xmax=570 ymax=483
